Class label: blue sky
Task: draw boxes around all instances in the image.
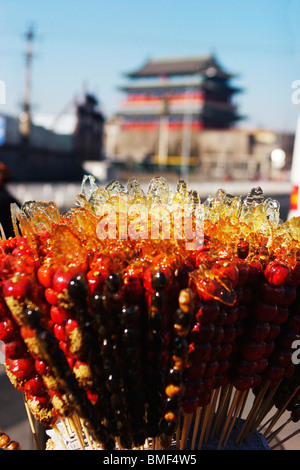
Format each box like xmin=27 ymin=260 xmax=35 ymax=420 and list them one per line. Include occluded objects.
xmin=1 ymin=0 xmax=300 ymax=132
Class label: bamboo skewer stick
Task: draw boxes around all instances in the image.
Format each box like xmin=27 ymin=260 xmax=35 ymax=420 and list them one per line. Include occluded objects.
xmin=263 ymin=385 xmax=300 ymax=438
xmin=217 ymin=384 xmax=234 ymax=436
xmin=210 ymin=384 xmax=231 ymax=439
xmin=53 ymin=424 xmax=68 ymax=450
xmin=176 ymin=419 xmax=181 ymax=449
xmin=217 ymin=388 xmax=241 ymax=450
xmin=222 ymin=389 xmax=248 ymax=448
xmin=235 ymin=389 xmax=249 ymax=430
xmin=80 ymin=417 xmax=94 ymax=450
xmin=190 ymin=407 xmax=202 ymax=450
xmin=266 ymin=417 xmax=293 ymax=443
xmin=180 ymin=413 xmax=193 ymax=450
xmin=61 ymin=418 xmax=71 ymax=440
xmin=270 ymin=428 xmax=300 ymax=450
xmin=235 ymin=380 xmax=270 ymax=446
xmin=22 ymin=394 xmax=41 ymax=450
xmin=67 ymin=415 xmax=85 ymax=449
xmin=204 ymin=387 xmax=220 ymax=444
xmin=197 ymin=404 xmax=210 ymax=450
xmin=246 ymin=381 xmax=281 ymax=443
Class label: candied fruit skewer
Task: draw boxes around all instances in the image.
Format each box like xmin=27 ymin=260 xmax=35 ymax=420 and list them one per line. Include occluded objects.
xmin=0 ymin=256 xmax=59 ymax=428
xmin=162 ymin=288 xmax=194 ymax=451
xmin=119 ymin=302 xmax=147 ymax=448
xmin=0 ymin=243 xmax=75 ymax=419
xmin=21 ymin=304 xmax=115 ymax=449
xmin=90 ymin=273 xmax=135 ymax=449
xmin=142 ymin=265 xmax=170 ymax=443
xmin=44 ymin=266 xmax=107 ymax=418
xmin=0 ymin=297 xmax=57 ymax=427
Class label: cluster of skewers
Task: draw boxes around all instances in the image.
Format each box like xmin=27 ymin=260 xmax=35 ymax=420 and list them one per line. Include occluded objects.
xmin=0 ymin=176 xmax=300 ymax=450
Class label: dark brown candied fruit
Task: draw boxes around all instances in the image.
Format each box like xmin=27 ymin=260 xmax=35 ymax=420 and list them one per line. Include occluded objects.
xmin=151 ymin=271 xmax=167 ymax=291
xmin=241 ymin=340 xmax=265 ymax=361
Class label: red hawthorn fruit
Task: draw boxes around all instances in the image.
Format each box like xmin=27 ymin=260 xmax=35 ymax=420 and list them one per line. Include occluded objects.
xmin=211 ymin=260 xmax=239 ymax=289
xmin=52 ymin=268 xmax=76 ymax=293
xmin=0 ymin=318 xmax=17 ymax=342
xmin=23 ymin=376 xmax=45 ymax=395
xmin=274 ymin=306 xmax=289 ymax=324
xmin=44 ymin=288 xmax=58 ymax=306
xmin=237 ymin=240 xmax=249 ymax=259
xmin=255 ymin=357 xmax=268 ymax=374
xmin=182 ymin=397 xmax=199 ymax=414
xmin=87 ymin=268 xmax=110 ymax=294
xmin=248 ymin=320 xmax=270 ymax=342
xmin=50 ymin=306 xmax=67 ymax=325
xmin=224 ymin=306 xmax=239 ymax=325
xmin=20 ymin=326 xmax=35 ymax=340
xmin=272 ymin=349 xmax=292 ymax=367
xmin=284 ymin=364 xmax=295 ymax=378
xmin=213 ymin=374 xmax=229 ymax=388
xmin=280 ymin=286 xmax=297 ymax=306
xmin=26 ymin=394 xmax=50 ymax=408
xmin=188 ymin=342 xmax=212 ymax=362
xmin=5 ymin=339 xmax=26 ymax=359
xmin=53 ymin=324 xmax=66 ymax=342
xmin=222 ymin=324 xmax=237 ymax=344
xmin=6 ymin=357 xmax=34 ymax=379
xmin=197 ymin=391 xmax=211 ymax=407
xmin=280 ymin=330 xmax=299 ymax=349
xmin=241 ymin=340 xmax=265 ymax=361
xmin=218 ymin=342 xmax=233 ymax=360
xmin=260 ymin=283 xmax=284 ymax=305
xmin=288 ymin=261 xmax=300 ymax=287
xmin=264 ymin=365 xmax=284 ymax=381
xmin=65 ymin=318 xmax=79 ymax=334
xmin=268 ymin=323 xmax=281 ymax=341
xmin=202 ymin=376 xmax=215 ymax=392
xmin=185 ymin=362 xmax=206 ymax=380
xmin=210 ymin=344 xmax=221 ymax=361
xmin=236 ymin=358 xmax=257 ymax=376
xmin=264 ymin=261 xmax=291 ymax=287
xmin=195 ymin=302 xmax=220 ymax=324
xmin=0 ymin=297 xmax=8 ymax=320
xmin=254 ymin=303 xmax=277 ymax=322
xmin=217 ymin=359 xmax=230 ymax=374
xmin=2 ymin=277 xmax=31 ymax=299
xmin=86 ymin=389 xmax=98 ymax=405
xmin=252 ymin=375 xmax=262 ymax=388
xmin=34 ymin=359 xmax=49 ymax=376
xmin=204 ymin=360 xmax=219 ymax=378
xmin=247 ymin=259 xmax=264 ymax=284
xmin=287 ymin=313 xmax=300 ymax=334
xmin=232 ymin=374 xmax=254 ymax=391
xmin=240 ymin=285 xmax=253 ymax=304
xmin=190 ymin=323 xmax=215 ymax=343
xmin=184 ymin=379 xmax=203 ymax=397
xmin=264 ymin=340 xmax=275 ymax=357
xmin=123 ymin=277 xmax=144 ymax=304
xmin=37 ymin=265 xmax=54 ymax=288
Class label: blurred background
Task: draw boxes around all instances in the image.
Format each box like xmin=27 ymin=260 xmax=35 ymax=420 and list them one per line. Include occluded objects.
xmin=1 ymin=0 xmax=300 ymax=449
xmin=0 ymin=0 xmax=299 ymax=220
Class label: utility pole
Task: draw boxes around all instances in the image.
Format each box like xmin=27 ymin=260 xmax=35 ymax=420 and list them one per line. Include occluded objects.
xmin=19 ymin=25 xmax=34 ymax=142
